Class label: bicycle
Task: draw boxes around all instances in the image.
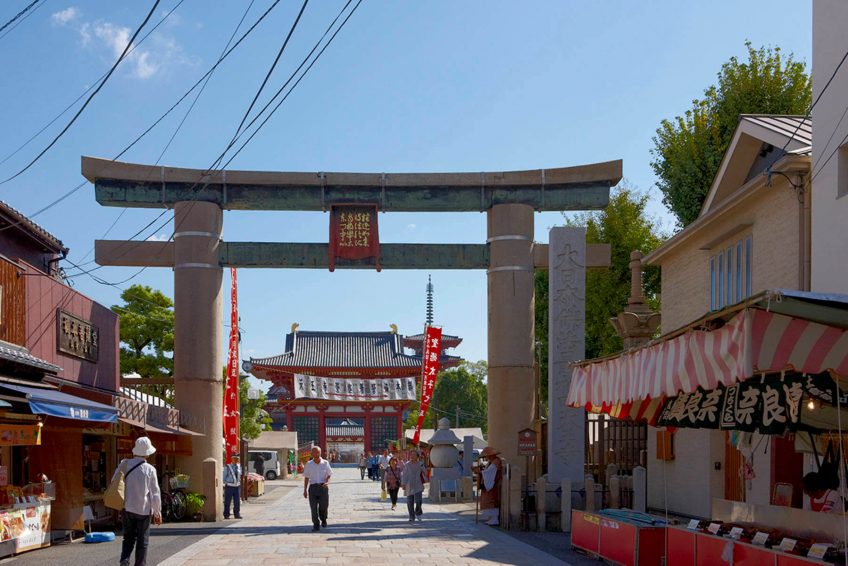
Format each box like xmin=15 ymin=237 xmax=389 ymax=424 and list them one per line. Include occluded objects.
xmin=161 ymin=475 xmax=190 ymax=521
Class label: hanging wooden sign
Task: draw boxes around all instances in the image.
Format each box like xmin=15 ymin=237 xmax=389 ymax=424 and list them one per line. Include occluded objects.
xmin=328 ymin=204 xmax=380 ymax=271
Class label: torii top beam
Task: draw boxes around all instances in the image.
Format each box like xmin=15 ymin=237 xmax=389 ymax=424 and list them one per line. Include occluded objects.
xmin=82 ymin=157 xmax=621 ymax=212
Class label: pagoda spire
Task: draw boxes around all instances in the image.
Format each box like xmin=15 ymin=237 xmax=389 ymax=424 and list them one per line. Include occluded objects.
xmin=426 ymin=275 xmax=434 ymax=325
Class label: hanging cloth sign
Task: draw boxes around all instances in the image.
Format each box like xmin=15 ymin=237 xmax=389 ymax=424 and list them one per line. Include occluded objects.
xmin=413 ymin=325 xmax=443 ymax=445
xmin=328 ymin=204 xmax=381 ymax=272
xmin=293 ymin=375 xmax=417 ymax=401
xmin=223 ymin=268 xmax=240 ymax=464
xmin=658 ymin=374 xmax=811 ymax=434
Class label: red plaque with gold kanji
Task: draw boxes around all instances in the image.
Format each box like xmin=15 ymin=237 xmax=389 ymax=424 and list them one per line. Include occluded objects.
xmin=329 ymin=204 xmax=380 ymax=271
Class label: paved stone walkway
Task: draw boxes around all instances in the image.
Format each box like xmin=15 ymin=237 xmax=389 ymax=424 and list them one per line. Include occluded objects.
xmin=160 ymin=467 xmax=574 ymax=565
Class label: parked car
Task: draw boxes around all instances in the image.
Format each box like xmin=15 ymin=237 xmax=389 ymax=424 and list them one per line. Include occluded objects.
xmin=248 ymin=450 xmax=280 ymax=480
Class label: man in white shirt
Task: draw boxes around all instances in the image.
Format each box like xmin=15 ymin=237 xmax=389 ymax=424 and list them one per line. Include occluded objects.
xmin=378 ymin=448 xmax=391 ymax=487
xmin=223 ymin=453 xmax=242 ymax=519
xmin=112 ymin=436 xmax=161 ymax=566
xmin=302 ymin=446 xmax=332 ymax=531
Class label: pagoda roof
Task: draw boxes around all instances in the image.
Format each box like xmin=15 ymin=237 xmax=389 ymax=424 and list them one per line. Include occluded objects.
xmin=248 ymin=330 xmax=456 ymax=370
xmin=403 ymin=333 xmax=462 ymax=346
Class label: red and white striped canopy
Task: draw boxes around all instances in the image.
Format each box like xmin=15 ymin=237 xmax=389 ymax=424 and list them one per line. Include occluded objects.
xmin=567 ymin=308 xmax=848 ymax=409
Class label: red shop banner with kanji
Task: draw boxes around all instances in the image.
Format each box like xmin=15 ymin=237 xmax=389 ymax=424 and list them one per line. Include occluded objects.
xmin=413 ymin=325 xmax=443 ymax=445
xmin=223 ymin=268 xmax=240 ymax=464
xmin=328 ymin=204 xmax=381 ymax=272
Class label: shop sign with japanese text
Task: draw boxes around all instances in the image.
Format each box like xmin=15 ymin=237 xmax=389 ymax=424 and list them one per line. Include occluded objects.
xmin=657 ymin=373 xmax=835 ymax=434
xmin=57 ymin=310 xmax=99 ymax=362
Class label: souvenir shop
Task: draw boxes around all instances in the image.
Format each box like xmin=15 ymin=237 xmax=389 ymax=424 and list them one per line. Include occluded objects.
xmin=567 ymin=290 xmax=848 ymax=565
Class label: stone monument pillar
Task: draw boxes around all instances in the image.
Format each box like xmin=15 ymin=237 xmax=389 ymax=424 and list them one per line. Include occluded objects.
xmin=173 ymin=201 xmax=224 ymax=517
xmin=487 ymin=203 xmax=535 ymax=524
xmin=547 ymin=227 xmax=586 ymax=485
xmin=610 ymin=251 xmax=660 ymax=349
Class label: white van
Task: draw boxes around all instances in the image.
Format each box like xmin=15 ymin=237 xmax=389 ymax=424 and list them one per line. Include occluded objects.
xmin=248 ymin=450 xmax=281 ymax=480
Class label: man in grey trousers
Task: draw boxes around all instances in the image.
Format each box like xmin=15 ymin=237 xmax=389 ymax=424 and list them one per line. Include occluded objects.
xmin=302 ymin=446 xmax=332 ymax=531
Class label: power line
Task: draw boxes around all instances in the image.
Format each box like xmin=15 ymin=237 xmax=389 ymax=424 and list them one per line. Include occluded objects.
xmin=779 ymin=48 xmax=848 ymax=154
xmin=68 ymin=0 xmax=258 ymax=269
xmin=0 ymin=0 xmax=44 ymax=41
xmin=68 ymin=0 xmax=365 ymax=288
xmin=228 ymin=0 xmax=309 ymax=146
xmin=0 ymin=0 xmax=187 ymax=169
xmin=222 ymin=0 xmax=364 ymax=170
xmin=4 ymin=0 xmax=282 ymax=243
xmin=0 ymin=0 xmax=163 ymax=186
xmin=217 ymin=0 xmax=355 ymax=168
xmin=0 ymin=0 xmax=39 ymax=35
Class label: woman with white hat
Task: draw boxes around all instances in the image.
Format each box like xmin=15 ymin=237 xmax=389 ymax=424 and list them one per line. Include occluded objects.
xmin=112 ymin=436 xmax=162 ymax=566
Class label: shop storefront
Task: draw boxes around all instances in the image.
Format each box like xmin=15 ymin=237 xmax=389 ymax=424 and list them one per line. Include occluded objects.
xmin=566 ymin=290 xmax=848 ymax=564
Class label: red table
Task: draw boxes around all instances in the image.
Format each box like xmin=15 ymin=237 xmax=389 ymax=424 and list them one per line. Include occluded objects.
xmin=571 ymin=510 xmax=665 ymax=566
xmin=666 ymin=526 xmax=830 ymax=566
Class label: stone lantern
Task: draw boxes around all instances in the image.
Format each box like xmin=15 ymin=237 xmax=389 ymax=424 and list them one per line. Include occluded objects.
xmin=429 ymin=418 xmax=461 ymax=468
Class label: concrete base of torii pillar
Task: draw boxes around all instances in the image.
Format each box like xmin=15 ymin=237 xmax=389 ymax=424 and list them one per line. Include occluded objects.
xmin=173 ymin=201 xmax=224 ymax=521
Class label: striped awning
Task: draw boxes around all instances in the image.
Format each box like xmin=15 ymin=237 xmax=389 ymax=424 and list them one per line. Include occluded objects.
xmin=567 ymin=306 xmax=848 ymax=412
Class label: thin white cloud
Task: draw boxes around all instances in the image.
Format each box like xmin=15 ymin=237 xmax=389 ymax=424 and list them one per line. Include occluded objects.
xmin=146 ymin=233 xmax=170 ymax=242
xmin=51 ymin=6 xmax=79 ymax=25
xmin=407 ymin=223 xmax=417 ymax=230
xmin=60 ymin=12 xmax=193 ymax=80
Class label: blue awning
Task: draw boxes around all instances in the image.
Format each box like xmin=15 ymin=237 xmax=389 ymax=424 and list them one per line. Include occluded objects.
xmin=0 ymin=384 xmax=118 ymax=423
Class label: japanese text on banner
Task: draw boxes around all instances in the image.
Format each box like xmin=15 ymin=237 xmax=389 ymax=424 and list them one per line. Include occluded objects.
xmin=223 ymin=268 xmax=240 ymax=463
xmin=413 ymin=325 xmax=443 ymax=445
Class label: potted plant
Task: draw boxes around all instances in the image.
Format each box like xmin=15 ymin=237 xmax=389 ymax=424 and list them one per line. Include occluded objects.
xmin=183 ymin=492 xmax=207 ymax=520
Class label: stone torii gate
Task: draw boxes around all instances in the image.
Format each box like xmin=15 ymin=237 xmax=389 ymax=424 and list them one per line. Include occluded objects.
xmin=83 ymin=156 xmax=620 ymax=521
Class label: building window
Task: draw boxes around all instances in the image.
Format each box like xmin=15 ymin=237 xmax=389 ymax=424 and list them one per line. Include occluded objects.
xmin=292 ymin=416 xmax=320 ymax=446
xmin=710 ymin=236 xmax=753 ymax=310
xmin=370 ymin=416 xmax=397 ymax=452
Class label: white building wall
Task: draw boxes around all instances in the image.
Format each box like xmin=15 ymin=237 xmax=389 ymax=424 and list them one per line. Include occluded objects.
xmin=647 ymin=428 xmax=724 ymax=518
xmin=812 ymin=0 xmax=848 ymax=293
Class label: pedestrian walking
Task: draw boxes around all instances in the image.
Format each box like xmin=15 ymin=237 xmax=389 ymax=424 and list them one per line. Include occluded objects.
xmin=368 ymin=452 xmax=379 ymax=481
xmin=358 ymin=453 xmax=367 ymax=480
xmin=113 ymin=436 xmax=162 ymax=566
xmin=223 ymin=454 xmax=242 ymax=519
xmin=385 ymin=456 xmax=403 ymax=510
xmin=302 ymin=446 xmax=332 ymax=531
xmin=401 ymin=450 xmax=426 ymax=522
xmin=378 ymin=448 xmax=391 ymax=487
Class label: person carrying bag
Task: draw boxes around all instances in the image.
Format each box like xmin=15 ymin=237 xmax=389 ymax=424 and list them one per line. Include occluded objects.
xmin=110 ymin=437 xmax=162 ymax=566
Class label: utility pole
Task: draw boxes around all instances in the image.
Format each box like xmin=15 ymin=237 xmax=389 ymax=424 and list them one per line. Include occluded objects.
xmin=455 ymin=405 xmax=460 ymax=428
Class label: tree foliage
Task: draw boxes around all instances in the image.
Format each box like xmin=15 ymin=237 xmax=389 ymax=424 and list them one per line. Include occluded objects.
xmin=111 ymin=285 xmax=174 ymax=377
xmin=404 ymin=361 xmax=488 ymax=434
xmin=239 ymin=378 xmax=272 ymax=440
xmin=535 ymin=184 xmax=665 ymax=414
xmin=651 ymin=42 xmax=811 ymax=226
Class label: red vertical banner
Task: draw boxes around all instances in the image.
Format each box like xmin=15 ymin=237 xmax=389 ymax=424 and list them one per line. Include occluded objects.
xmin=328 ymin=204 xmax=381 ymax=272
xmin=413 ymin=325 xmax=443 ymax=445
xmin=223 ymin=268 xmax=240 ymax=464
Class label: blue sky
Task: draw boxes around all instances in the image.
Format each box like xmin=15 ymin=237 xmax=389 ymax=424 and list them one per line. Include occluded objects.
xmin=0 ymin=1 xmax=812 ymax=389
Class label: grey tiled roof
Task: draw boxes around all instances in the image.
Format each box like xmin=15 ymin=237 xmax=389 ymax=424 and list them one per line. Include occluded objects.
xmin=251 ymin=331 xmax=426 ymax=369
xmin=0 ymin=201 xmax=67 ymax=254
xmin=0 ymin=342 xmax=61 ymax=373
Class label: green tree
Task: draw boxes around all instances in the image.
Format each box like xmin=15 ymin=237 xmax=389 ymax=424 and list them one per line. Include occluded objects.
xmin=404 ymin=361 xmax=489 ymax=434
xmin=535 ymin=184 xmax=665 ymax=414
xmin=239 ymin=377 xmax=272 ymax=440
xmin=111 ymin=285 xmax=174 ymax=377
xmin=651 ymin=42 xmax=811 ymax=226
